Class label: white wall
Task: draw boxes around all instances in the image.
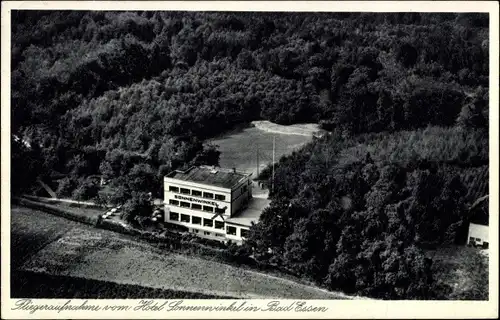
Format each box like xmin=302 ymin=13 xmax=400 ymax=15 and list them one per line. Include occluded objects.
xmin=165 ymin=205 xmax=226 ymax=232
xmin=468 ymin=223 xmax=489 ymax=245
xmin=164 ymin=178 xmax=232 ymax=218
xmin=163 ymin=175 xmax=252 ymax=245
xmin=230 ymin=179 xmax=252 ymax=215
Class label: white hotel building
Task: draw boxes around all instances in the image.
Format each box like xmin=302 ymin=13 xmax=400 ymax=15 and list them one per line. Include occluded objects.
xmin=164 ymin=165 xmax=270 ymax=244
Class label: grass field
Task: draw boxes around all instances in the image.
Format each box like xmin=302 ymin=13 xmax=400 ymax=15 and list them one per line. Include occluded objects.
xmin=426 ymin=246 xmax=489 ymax=300
xmin=11 ymin=205 xmax=352 ymax=299
xmin=10 ymin=207 xmax=82 ymax=269
xmin=11 ymin=271 xmax=230 ymax=299
xmin=210 ymin=121 xmax=317 ymax=178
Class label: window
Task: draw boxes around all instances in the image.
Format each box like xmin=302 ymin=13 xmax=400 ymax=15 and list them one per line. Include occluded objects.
xmin=483 ymin=242 xmax=489 ymax=249
xmin=191 ymin=203 xmax=202 ymax=210
xmin=469 ymin=237 xmax=475 ymax=243
xmin=215 ymin=233 xmax=223 ymax=237
xmin=169 ymin=186 xmax=179 ymax=193
xmin=215 ymin=221 xmax=225 ymax=229
xmin=203 ymin=192 xmax=214 ymax=199
xmin=204 ymin=231 xmax=211 ymax=236
xmin=180 ymin=188 xmax=190 ymax=195
xmin=180 ymin=201 xmax=190 ymax=208
xmin=180 ymin=214 xmax=190 ymax=223
xmin=169 ymin=211 xmax=179 ymax=221
xmin=227 ymin=226 xmax=237 ymax=235
xmin=192 ymin=216 xmax=201 ymax=225
xmin=203 ymin=218 xmax=213 ymax=227
xmin=192 ymin=229 xmax=198 ymax=234
xmin=169 ymin=199 xmax=179 ymax=206
xmin=240 ymin=228 xmax=249 ymax=238
xmin=203 ymin=206 xmax=214 ymax=213
xmin=192 ymin=190 xmax=202 ymax=197
xmin=215 ymin=194 xmax=226 ymax=201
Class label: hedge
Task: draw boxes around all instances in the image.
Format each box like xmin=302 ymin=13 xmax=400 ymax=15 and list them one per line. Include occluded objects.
xmin=17 ymin=197 xmax=97 ymax=225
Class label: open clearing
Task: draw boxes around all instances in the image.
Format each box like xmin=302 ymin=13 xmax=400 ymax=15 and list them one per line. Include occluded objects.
xmin=426 ymin=246 xmax=489 ymax=300
xmin=12 ymin=206 xmax=351 ymax=299
xmin=210 ymin=121 xmax=319 ymax=178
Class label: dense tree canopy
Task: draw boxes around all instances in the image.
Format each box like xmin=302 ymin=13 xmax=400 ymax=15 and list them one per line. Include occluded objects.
xmin=253 ymin=126 xmax=487 ymax=299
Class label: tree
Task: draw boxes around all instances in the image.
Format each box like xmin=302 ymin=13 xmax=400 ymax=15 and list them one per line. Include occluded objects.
xmin=121 ymin=191 xmax=153 ymax=224
xmin=457 ymin=88 xmax=488 ymax=129
xmin=72 ymin=178 xmax=99 ymax=200
xmin=396 ymin=43 xmax=418 ymax=68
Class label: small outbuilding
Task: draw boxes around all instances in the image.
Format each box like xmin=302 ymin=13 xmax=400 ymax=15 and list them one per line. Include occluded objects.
xmin=467 ymin=195 xmax=489 ymax=249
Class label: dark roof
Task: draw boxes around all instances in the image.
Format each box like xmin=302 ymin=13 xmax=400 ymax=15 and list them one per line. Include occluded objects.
xmin=166 ymin=166 xmax=250 ymax=189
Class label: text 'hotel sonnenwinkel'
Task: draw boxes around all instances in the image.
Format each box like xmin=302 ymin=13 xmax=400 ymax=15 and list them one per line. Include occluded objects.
xmin=164 ymin=165 xmax=271 ymax=244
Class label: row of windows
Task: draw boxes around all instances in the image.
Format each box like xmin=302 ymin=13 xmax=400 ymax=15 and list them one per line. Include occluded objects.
xmin=168 ymin=199 xmax=225 ymax=214
xmin=225 ymin=225 xmax=249 ymax=238
xmin=169 ymin=212 xmax=225 ymax=229
xmin=469 ymin=237 xmax=489 ymax=249
xmin=168 ymin=186 xmax=226 ymax=201
xmin=170 ymin=211 xmax=249 ymax=238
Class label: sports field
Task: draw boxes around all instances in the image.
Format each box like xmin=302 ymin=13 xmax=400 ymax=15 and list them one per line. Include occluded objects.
xmin=210 ymin=121 xmax=320 ymax=178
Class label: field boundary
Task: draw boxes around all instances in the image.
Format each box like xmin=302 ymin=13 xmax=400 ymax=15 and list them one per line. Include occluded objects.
xmin=15 ymin=197 xmax=99 ymax=226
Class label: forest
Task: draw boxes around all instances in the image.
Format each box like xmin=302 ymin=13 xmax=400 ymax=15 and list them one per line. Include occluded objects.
xmin=11 ymin=11 xmax=489 ymax=299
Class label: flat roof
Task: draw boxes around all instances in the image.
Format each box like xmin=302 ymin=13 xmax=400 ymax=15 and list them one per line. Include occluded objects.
xmin=225 ymin=197 xmax=271 ymax=227
xmin=166 ymin=166 xmax=251 ymax=190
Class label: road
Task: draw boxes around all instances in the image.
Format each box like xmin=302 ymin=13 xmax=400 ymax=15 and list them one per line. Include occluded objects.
xmin=11 ymin=205 xmax=355 ymax=299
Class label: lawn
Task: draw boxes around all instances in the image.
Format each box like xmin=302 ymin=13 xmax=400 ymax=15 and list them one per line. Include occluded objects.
xmin=427 ymin=245 xmax=489 ymax=300
xmin=12 ymin=205 xmax=352 ymax=299
xmin=210 ymin=121 xmax=317 ymax=178
xmin=11 ymin=270 xmax=231 ymax=299
xmin=10 ymin=206 xmax=81 ymax=269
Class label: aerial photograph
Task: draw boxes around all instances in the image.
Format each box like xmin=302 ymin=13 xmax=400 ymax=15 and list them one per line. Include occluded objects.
xmin=9 ymin=10 xmax=489 ymax=301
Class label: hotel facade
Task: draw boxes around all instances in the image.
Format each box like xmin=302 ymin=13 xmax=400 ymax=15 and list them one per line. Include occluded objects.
xmin=164 ymin=165 xmax=268 ymax=244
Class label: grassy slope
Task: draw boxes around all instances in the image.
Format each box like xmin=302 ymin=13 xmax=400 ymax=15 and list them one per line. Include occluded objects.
xmin=11 ymin=270 xmax=231 ymax=299
xmin=427 ymin=246 xmax=489 ymax=300
xmin=11 ymin=206 xmax=352 ymax=299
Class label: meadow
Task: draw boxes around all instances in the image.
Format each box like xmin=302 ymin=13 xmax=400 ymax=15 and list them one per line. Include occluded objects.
xmin=210 ymin=121 xmax=318 ymax=178
xmin=426 ymin=246 xmax=489 ymax=300
xmin=12 ymin=205 xmax=352 ymax=299
xmin=11 ymin=271 xmax=230 ymax=299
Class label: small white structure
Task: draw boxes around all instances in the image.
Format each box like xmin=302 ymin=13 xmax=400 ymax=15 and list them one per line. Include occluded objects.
xmin=467 ymin=222 xmax=489 ymax=248
xmin=467 ymin=195 xmax=489 ymax=249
